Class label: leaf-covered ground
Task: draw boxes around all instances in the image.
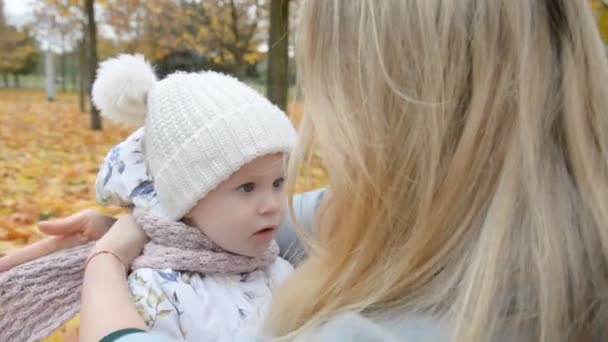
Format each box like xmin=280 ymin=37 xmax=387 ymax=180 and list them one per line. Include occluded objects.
xmin=0 ymin=90 xmax=133 ymax=254
xmin=0 ymin=88 xmax=326 ymax=341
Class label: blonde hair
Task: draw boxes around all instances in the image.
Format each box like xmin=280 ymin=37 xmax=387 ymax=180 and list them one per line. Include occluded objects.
xmin=266 ymin=0 xmax=608 ymax=341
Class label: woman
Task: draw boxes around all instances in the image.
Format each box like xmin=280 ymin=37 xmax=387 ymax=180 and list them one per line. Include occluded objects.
xmin=4 ymin=0 xmax=608 ymax=341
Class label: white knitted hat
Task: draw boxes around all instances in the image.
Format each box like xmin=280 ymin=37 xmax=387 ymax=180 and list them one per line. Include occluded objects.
xmin=92 ymin=54 xmax=296 ymax=220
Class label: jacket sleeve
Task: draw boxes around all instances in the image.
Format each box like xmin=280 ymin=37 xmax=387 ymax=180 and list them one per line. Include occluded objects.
xmin=275 ymin=188 xmax=326 ymax=264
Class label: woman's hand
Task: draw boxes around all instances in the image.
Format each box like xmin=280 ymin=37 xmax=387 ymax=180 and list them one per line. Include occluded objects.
xmin=90 ymin=214 xmax=148 ymax=268
xmin=80 ymin=214 xmax=148 ymax=342
xmin=0 ymin=209 xmax=116 ymax=272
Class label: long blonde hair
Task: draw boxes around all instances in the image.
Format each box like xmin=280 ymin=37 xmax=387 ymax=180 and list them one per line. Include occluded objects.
xmin=266 ymin=0 xmax=608 ymax=341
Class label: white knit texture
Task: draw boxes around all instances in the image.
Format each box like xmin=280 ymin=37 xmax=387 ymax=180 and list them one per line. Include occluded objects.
xmin=144 ymin=71 xmax=296 ymax=220
xmin=92 ymin=54 xmax=157 ymax=127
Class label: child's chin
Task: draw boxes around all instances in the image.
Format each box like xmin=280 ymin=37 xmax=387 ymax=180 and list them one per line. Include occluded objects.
xmin=241 ymin=242 xmax=272 ymax=258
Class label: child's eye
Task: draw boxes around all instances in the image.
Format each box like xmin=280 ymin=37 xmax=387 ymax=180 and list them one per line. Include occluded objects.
xmin=238 ymin=182 xmax=256 ymax=193
xmin=273 ymin=177 xmax=285 ymax=188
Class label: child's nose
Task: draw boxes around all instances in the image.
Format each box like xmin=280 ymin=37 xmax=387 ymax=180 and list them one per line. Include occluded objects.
xmin=258 ymin=192 xmax=280 ymax=215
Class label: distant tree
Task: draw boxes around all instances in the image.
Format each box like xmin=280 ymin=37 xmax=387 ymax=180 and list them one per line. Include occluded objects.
xmin=266 ymin=0 xmax=289 ymax=111
xmin=85 ymin=0 xmax=102 ymax=130
xmin=0 ymin=25 xmax=39 ymax=88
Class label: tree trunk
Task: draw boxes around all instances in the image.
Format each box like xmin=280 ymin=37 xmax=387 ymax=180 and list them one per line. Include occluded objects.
xmin=2 ymin=73 xmax=8 ymax=87
xmin=13 ymin=74 xmax=19 ymax=88
xmin=0 ymin=0 xmax=5 ymax=28
xmin=234 ymin=55 xmax=248 ymax=79
xmin=45 ymin=50 xmax=56 ymax=102
xmin=78 ymin=38 xmax=86 ymax=113
xmin=266 ymin=0 xmax=289 ymax=112
xmin=71 ymin=51 xmax=77 ymax=92
xmin=61 ymin=52 xmax=67 ymax=92
xmin=86 ymin=0 xmax=102 ymax=130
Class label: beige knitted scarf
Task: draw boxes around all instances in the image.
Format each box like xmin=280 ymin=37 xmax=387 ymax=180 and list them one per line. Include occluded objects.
xmin=0 ymin=210 xmax=279 ymax=342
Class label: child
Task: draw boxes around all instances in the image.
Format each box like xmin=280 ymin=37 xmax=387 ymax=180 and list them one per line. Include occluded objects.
xmin=0 ymin=54 xmax=297 ymax=342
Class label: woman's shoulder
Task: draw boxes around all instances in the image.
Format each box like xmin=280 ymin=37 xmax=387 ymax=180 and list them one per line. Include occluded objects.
xmin=297 ymin=311 xmax=449 ymax=342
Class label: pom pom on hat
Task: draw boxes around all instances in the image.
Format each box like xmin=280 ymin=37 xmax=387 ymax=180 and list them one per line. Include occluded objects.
xmin=92 ymin=54 xmax=157 ymax=127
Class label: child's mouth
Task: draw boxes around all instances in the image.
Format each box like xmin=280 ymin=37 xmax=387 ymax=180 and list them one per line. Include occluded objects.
xmin=254 ymin=227 xmax=275 ymax=236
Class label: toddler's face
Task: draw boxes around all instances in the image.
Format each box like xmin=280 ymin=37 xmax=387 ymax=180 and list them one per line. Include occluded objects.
xmin=185 ymin=153 xmax=287 ymax=257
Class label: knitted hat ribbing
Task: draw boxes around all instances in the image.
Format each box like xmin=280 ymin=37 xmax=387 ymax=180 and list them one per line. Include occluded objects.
xmin=93 ymin=55 xmax=296 ymax=220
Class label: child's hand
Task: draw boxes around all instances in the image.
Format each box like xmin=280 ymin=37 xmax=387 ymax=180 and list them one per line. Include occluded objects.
xmin=0 ymin=210 xmax=116 ymax=272
xmin=90 ymin=214 xmax=148 ymax=268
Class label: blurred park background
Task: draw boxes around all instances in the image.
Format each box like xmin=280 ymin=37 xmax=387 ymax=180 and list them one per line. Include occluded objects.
xmin=1 ymin=0 xmax=323 ymax=249
xmin=1 ymin=0 xmax=608 ymax=340
xmin=1 ymin=1 xmax=325 ymax=339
